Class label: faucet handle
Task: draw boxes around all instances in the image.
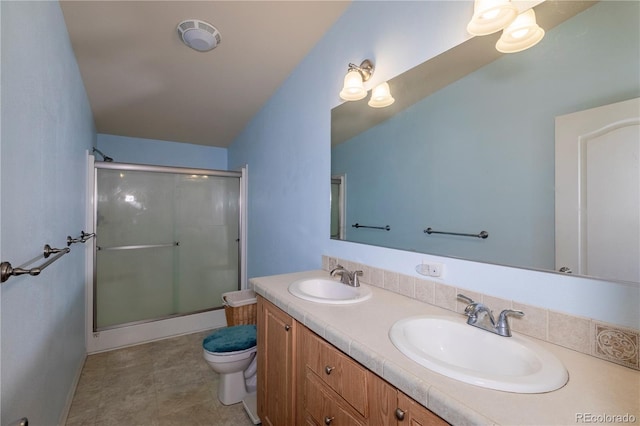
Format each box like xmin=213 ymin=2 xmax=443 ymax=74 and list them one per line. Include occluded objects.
xmin=457 ymin=293 xmax=475 ymax=305
xmin=496 ymin=309 xmax=524 ymax=337
xmin=498 ymin=309 xmax=524 ymax=320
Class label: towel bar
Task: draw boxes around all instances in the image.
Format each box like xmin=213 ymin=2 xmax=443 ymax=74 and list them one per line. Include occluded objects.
xmin=1 ymin=245 xmax=70 ymax=283
xmin=352 ymin=223 xmax=390 ymax=231
xmin=424 ymin=227 xmax=488 ymax=239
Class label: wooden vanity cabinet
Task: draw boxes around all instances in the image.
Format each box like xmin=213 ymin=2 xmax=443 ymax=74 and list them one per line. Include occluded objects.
xmin=370 ymin=376 xmax=447 ymax=426
xmin=297 ymin=324 xmax=448 ymax=426
xmin=257 ymin=296 xmax=297 ymax=426
xmin=257 ymin=295 xmax=447 ymax=426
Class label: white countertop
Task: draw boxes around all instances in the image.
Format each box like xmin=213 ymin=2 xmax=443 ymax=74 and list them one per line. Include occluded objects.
xmin=251 ymin=270 xmax=640 ymax=426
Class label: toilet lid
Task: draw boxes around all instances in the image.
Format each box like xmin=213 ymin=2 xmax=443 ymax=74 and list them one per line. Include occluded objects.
xmin=202 ymin=324 xmax=257 ymax=353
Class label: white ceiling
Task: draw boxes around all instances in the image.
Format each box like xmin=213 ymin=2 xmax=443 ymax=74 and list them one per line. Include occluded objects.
xmin=60 ymin=1 xmax=350 ymax=148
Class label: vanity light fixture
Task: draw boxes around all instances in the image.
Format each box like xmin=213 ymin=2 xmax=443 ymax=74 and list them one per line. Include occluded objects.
xmin=466 ymin=0 xmax=519 ymax=36
xmin=467 ymin=0 xmax=545 ymax=54
xmin=496 ymin=9 xmax=545 ymax=53
xmin=339 ymin=59 xmax=395 ymax=107
xmin=339 ymin=60 xmax=374 ymax=101
xmin=368 ymin=82 xmax=395 ymax=108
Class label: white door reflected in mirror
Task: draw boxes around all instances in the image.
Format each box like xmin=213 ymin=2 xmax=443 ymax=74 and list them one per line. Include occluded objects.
xmin=555 ymin=97 xmax=640 ymax=283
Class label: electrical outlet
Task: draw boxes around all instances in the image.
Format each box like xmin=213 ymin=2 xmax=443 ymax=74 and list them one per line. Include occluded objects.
xmin=429 ymin=262 xmax=443 ymax=277
xmin=416 ymin=262 xmax=444 ymax=277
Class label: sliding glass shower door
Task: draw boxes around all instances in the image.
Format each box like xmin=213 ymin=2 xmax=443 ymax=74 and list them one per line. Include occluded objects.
xmin=94 ymin=164 xmax=240 ymax=331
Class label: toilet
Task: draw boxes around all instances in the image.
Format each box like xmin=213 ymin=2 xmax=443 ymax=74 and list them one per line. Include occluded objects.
xmin=202 ymin=324 xmax=258 ymax=406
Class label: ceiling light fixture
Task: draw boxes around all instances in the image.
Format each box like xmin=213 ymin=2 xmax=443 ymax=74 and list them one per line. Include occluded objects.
xmin=496 ymin=9 xmax=545 ymax=53
xmin=177 ymin=19 xmax=221 ymax=52
xmin=466 ymin=0 xmax=518 ymax=36
xmin=339 ymin=60 xmax=374 ymax=101
xmin=368 ymin=82 xmax=395 ymax=108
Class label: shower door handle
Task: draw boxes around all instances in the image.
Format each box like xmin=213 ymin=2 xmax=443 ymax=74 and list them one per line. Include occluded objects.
xmin=97 ymin=242 xmax=179 ymax=251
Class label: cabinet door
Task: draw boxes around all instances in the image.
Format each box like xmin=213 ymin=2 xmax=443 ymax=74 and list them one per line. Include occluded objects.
xmin=397 ymin=392 xmax=448 ymax=426
xmin=368 ymin=371 xmax=399 ymax=425
xmin=257 ymin=296 xmax=297 ymax=426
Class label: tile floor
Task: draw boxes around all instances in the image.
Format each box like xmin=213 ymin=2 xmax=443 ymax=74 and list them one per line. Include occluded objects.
xmin=65 ymin=330 xmax=257 ymax=426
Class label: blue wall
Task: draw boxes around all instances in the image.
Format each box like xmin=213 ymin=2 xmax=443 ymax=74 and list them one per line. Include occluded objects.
xmin=332 ymin=2 xmax=640 ymax=271
xmin=97 ymin=134 xmax=228 ymax=170
xmin=229 ymin=1 xmax=639 ymax=328
xmin=229 ymin=1 xmax=471 ymax=279
xmin=1 ymin=2 xmax=95 ymax=424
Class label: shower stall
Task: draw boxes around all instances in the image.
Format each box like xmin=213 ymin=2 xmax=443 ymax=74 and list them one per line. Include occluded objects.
xmin=88 ymin=160 xmax=245 ymax=352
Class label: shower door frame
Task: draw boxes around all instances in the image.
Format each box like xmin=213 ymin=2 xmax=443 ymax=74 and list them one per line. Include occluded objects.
xmin=87 ymin=159 xmax=246 ymax=353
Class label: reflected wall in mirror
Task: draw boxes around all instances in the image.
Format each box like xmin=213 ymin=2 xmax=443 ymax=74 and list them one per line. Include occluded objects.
xmin=331 ymin=1 xmax=640 ymax=283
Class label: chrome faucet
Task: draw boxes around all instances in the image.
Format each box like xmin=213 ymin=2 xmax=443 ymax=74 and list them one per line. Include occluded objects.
xmin=457 ymin=294 xmax=524 ymax=337
xmin=330 ymin=264 xmax=363 ymax=287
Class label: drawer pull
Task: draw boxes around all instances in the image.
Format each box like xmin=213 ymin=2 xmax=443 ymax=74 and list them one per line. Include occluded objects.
xmin=324 ymin=365 xmax=335 ymax=375
xmin=324 ymin=416 xmax=335 ymax=425
xmin=284 ymin=324 xmax=291 ymax=331
xmin=395 ymin=408 xmax=406 ymax=421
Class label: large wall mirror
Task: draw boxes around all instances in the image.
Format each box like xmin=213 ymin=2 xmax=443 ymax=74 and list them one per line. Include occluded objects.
xmin=331 ymin=1 xmax=640 ymax=283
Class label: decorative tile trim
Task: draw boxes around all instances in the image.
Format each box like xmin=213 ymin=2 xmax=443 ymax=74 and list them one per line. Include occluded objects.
xmin=322 ymin=255 xmax=640 ymax=371
xmin=592 ymin=322 xmax=639 ymax=369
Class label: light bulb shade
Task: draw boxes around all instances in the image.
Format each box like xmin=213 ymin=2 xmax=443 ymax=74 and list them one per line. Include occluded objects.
xmin=368 ymin=82 xmax=395 ymax=108
xmin=496 ymin=9 xmax=545 ymax=53
xmin=339 ymin=69 xmax=367 ymax=101
xmin=467 ymin=0 xmax=518 ymax=36
xmin=183 ymin=30 xmax=216 ymax=51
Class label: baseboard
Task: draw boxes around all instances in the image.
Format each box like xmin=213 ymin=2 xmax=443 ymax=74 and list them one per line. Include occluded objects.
xmin=58 ymin=353 xmax=87 ymax=426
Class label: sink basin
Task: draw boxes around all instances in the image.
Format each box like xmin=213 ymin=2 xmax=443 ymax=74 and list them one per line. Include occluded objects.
xmin=389 ymin=315 xmax=568 ymax=393
xmin=288 ymin=278 xmax=372 ymax=304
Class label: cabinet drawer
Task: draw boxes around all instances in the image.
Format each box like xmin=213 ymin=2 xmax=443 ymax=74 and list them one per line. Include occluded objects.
xmin=305 ymin=369 xmax=366 ymax=426
xmin=302 ymin=328 xmax=368 ymax=416
xmin=398 ymin=391 xmax=449 ymax=426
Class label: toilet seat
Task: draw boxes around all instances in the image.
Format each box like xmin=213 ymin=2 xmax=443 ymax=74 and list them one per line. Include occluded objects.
xmin=203 ymin=345 xmax=257 ymax=364
xmin=204 ymin=345 xmax=256 ymax=357
xmin=203 ymin=324 xmax=257 ymax=353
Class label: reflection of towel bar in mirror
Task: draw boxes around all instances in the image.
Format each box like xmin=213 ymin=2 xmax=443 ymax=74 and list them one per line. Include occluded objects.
xmin=352 ymin=223 xmax=390 ymax=231
xmin=424 ymin=227 xmax=488 ymax=239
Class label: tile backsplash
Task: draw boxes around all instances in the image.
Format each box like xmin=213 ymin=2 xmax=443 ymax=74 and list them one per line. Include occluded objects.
xmin=323 ymin=256 xmax=640 ymax=371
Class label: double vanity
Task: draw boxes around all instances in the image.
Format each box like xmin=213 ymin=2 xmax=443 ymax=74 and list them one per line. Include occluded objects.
xmin=252 ymin=269 xmax=639 ymax=425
